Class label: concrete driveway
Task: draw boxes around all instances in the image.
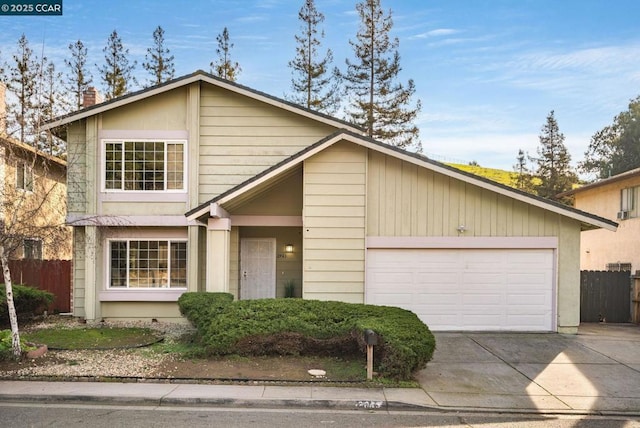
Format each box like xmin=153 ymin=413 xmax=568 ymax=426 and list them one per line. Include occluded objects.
xmin=416 ymin=323 xmax=640 ymax=414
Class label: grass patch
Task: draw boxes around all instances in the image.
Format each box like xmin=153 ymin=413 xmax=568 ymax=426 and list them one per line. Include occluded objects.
xmin=22 ymin=327 xmax=161 ymax=350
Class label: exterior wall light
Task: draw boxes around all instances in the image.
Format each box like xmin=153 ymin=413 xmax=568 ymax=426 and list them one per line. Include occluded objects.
xmin=285 ymin=244 xmax=294 ymax=253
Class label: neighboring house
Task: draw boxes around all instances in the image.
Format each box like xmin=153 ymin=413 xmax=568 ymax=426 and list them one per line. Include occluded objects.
xmin=560 ymin=168 xmax=640 ymax=273
xmin=0 ymin=135 xmax=71 ymax=261
xmin=44 ymin=71 xmax=616 ymax=333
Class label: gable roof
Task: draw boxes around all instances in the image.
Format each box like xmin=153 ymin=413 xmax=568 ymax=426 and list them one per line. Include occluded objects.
xmin=42 ymin=70 xmax=362 ymax=137
xmin=187 ymin=129 xmax=617 ymax=232
xmin=0 ymin=135 xmax=67 ymax=169
xmin=560 ymin=167 xmax=640 ymax=197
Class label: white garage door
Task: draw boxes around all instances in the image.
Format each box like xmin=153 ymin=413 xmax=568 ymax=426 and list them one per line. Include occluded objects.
xmin=366 ymin=248 xmax=555 ymax=331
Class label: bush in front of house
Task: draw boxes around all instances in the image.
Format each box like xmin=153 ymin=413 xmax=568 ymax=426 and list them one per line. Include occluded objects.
xmin=0 ymin=284 xmax=54 ymax=325
xmin=178 ymin=293 xmax=435 ymax=380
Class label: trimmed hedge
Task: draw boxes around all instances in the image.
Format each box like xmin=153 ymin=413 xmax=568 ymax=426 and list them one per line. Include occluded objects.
xmin=178 ymin=292 xmax=436 ymax=380
xmin=0 ymin=284 xmax=54 ymax=324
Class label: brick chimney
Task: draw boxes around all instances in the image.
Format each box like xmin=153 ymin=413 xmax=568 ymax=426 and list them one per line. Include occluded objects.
xmin=82 ymin=86 xmax=103 ymax=108
xmin=0 ymin=82 xmax=6 ymax=136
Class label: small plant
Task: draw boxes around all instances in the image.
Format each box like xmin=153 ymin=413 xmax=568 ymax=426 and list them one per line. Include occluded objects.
xmin=0 ymin=329 xmax=36 ymax=360
xmin=284 ymin=279 xmax=296 ymax=298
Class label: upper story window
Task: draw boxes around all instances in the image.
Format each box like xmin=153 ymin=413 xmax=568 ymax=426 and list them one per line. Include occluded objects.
xmin=619 ymin=186 xmax=639 ymax=220
xmin=23 ymin=239 xmax=42 ymax=260
xmin=104 ymin=140 xmax=185 ymax=191
xmin=16 ymin=161 xmax=34 ymax=192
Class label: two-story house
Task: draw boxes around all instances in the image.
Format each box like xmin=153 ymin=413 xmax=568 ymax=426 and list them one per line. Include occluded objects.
xmin=0 ymin=81 xmax=70 ymax=261
xmin=44 ymin=71 xmax=616 ymax=333
xmin=560 ymin=168 xmax=640 ymax=272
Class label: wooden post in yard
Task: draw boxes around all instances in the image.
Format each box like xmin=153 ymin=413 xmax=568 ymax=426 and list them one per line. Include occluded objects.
xmin=367 ymin=344 xmax=374 ymax=380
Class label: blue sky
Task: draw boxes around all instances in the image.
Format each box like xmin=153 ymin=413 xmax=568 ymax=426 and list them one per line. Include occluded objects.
xmin=1 ymin=0 xmax=639 ymax=175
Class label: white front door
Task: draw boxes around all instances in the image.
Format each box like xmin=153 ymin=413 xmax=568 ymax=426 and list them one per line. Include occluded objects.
xmin=240 ymin=238 xmax=276 ymax=299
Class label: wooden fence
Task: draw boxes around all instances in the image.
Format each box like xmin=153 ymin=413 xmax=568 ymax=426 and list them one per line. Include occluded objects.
xmin=580 ymin=270 xmax=631 ymax=323
xmin=0 ymin=259 xmax=71 ymax=313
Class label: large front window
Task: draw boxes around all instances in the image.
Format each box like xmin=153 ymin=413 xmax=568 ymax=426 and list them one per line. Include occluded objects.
xmin=109 ymin=240 xmax=187 ymax=289
xmin=105 ymin=140 xmax=185 ymax=191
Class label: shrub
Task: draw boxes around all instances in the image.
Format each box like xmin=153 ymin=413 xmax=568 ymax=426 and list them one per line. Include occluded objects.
xmin=177 ymin=292 xmax=234 ymax=328
xmin=0 ymin=284 xmax=54 ymax=324
xmin=178 ymin=293 xmax=435 ymax=380
xmin=0 ymin=329 xmax=36 ymax=360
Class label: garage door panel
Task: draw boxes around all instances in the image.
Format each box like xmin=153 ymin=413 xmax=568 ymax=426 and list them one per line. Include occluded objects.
xmin=366 ymin=248 xmax=555 ymax=331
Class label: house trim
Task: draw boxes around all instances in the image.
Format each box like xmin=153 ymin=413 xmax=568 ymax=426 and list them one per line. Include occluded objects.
xmin=66 ymin=214 xmax=189 ymax=227
xmin=99 ymin=290 xmax=186 ymax=302
xmin=366 ymin=236 xmax=559 ymax=249
xmin=231 ymin=215 xmax=302 ymax=227
xmin=186 ymin=130 xmax=618 ymax=233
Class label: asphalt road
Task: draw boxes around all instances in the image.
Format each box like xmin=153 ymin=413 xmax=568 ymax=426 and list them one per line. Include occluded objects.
xmin=1 ymin=403 xmax=639 ymax=428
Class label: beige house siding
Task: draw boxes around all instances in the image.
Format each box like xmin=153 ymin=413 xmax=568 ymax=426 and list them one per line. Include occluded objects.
xmin=303 ymin=141 xmax=366 ymax=302
xmin=367 ymin=151 xmax=562 ymax=238
xmin=101 ymin=88 xmax=188 ymax=131
xmin=198 ymin=85 xmax=337 ymax=202
xmin=66 ymin=122 xmax=88 ymax=215
xmin=574 ymin=175 xmax=640 ymax=271
xmin=101 ymin=302 xmax=186 ymax=323
xmin=72 ymin=228 xmax=86 ymax=318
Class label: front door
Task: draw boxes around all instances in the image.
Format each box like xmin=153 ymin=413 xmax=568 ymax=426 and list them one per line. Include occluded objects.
xmin=240 ymin=238 xmax=276 ymax=299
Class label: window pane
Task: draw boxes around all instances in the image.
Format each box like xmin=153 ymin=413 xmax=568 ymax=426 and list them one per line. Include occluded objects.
xmin=110 ymin=241 xmax=127 ymax=288
xmin=167 ymin=143 xmax=184 ymax=189
xmin=105 ymin=143 xmax=122 ymax=189
xmin=16 ymin=162 xmax=25 ymax=189
xmin=170 ymin=242 xmax=187 ymax=288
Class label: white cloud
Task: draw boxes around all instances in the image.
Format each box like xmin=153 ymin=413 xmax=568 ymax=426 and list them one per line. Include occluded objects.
xmin=411 ymin=28 xmax=460 ymax=39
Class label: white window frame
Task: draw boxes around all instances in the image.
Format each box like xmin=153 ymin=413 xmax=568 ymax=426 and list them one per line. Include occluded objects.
xmin=102 ymin=139 xmax=187 ymax=193
xmin=16 ymin=161 xmax=34 ymax=192
xmin=620 ymin=186 xmax=639 ymax=219
xmin=106 ymin=238 xmax=188 ymax=290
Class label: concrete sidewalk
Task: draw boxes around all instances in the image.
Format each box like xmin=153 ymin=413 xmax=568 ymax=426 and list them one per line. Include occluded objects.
xmin=0 ymin=323 xmax=639 ymax=415
xmin=0 ymin=380 xmax=433 ymax=411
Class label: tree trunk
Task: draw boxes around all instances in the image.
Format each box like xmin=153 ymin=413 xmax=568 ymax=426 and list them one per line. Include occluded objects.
xmin=0 ymin=245 xmax=22 ymax=358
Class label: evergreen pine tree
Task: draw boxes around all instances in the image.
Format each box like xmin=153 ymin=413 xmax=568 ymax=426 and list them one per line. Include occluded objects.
xmin=343 ymin=0 xmax=421 ymax=151
xmin=38 ymin=59 xmax=67 ymax=156
xmin=533 ymin=111 xmax=576 ymax=203
xmin=6 ymin=34 xmax=40 ymax=145
xmin=143 ymin=26 xmax=175 ymax=87
xmin=287 ymin=0 xmax=341 ymax=114
xmin=210 ymin=27 xmax=241 ymax=81
xmin=65 ymin=40 xmax=93 ymax=110
xmin=98 ymin=30 xmax=137 ymax=100
xmin=512 ymin=149 xmax=535 ymax=193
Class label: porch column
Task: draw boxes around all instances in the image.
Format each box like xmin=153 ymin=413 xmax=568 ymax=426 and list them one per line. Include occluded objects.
xmin=84 ymin=225 xmax=100 ymax=321
xmin=206 ymin=218 xmax=231 ymax=292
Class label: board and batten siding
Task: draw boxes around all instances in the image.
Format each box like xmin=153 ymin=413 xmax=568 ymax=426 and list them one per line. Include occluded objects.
xmin=198 ymin=85 xmax=337 ymax=202
xmin=303 ymin=142 xmax=367 ymax=302
xmin=367 ymin=151 xmax=565 ymax=238
xmin=66 ymin=122 xmax=88 ymax=215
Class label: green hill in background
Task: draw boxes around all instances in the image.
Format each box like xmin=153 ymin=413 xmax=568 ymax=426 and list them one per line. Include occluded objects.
xmin=446 ymin=163 xmax=518 ymax=187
